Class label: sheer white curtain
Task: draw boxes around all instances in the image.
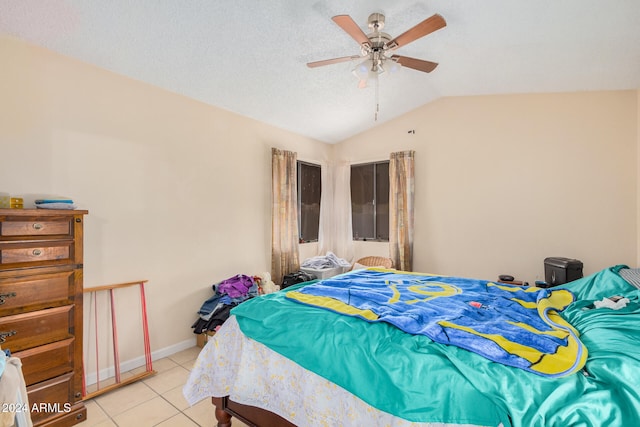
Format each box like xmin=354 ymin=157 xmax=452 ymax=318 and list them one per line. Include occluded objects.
xmin=271 ymin=148 xmax=299 ymax=285
xmin=318 ymin=161 xmax=354 ymax=262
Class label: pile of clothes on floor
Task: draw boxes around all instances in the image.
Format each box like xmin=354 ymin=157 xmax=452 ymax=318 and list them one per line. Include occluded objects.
xmin=191 ymin=273 xmax=277 ymax=334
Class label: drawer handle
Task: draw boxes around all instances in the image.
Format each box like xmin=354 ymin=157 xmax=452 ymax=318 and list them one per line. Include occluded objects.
xmin=32 ymin=223 xmax=44 ymax=230
xmin=32 ymin=249 xmax=42 ymax=256
xmin=0 ymin=330 xmax=17 ymax=343
xmin=0 ymin=292 xmax=16 ymax=305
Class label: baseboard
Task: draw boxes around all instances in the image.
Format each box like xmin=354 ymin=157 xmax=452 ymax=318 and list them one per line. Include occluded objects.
xmin=84 ymin=336 xmax=197 ymax=386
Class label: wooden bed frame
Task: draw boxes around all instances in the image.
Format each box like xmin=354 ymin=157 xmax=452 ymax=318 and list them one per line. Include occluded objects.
xmin=212 ymin=396 xmax=297 ymax=427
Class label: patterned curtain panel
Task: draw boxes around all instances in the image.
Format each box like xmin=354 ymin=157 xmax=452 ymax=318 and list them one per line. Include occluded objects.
xmin=271 ymin=148 xmax=300 ymax=285
xmin=389 ymin=150 xmax=415 ymax=271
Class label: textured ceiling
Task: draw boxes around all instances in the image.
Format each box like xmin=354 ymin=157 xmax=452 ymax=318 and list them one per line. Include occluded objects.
xmin=1 ymin=0 xmax=639 ymax=143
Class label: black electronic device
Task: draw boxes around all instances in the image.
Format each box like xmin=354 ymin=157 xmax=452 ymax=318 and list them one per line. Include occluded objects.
xmin=544 ymin=257 xmax=583 ymax=286
xmin=499 ymin=274 xmax=515 ymax=282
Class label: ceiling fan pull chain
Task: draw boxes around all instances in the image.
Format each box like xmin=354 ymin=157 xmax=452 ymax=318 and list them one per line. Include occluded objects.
xmin=374 ymin=75 xmax=380 ymax=121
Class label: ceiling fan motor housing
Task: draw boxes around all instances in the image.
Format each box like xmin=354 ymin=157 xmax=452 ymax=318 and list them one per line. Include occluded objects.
xmin=368 ymin=13 xmax=385 ymax=31
xmin=365 ymin=13 xmax=392 ymax=54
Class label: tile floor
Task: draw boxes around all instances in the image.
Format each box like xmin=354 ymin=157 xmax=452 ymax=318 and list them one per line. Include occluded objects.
xmin=82 ymin=346 xmax=249 ymax=427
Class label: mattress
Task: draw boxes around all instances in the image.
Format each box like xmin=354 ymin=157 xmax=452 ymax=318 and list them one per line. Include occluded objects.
xmin=183 ymin=316 xmax=489 ymax=427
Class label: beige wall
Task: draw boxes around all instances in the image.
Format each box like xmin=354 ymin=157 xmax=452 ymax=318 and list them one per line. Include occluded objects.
xmin=0 ymin=36 xmax=331 ymax=364
xmin=336 ymin=91 xmax=638 ymax=283
xmin=638 ymin=90 xmax=640 ymax=266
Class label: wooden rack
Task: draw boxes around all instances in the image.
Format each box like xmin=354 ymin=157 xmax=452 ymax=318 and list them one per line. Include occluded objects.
xmin=82 ymin=280 xmax=154 ymax=400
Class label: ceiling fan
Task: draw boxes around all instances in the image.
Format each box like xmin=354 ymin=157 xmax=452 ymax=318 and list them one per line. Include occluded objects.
xmin=307 ymin=12 xmax=447 ymax=88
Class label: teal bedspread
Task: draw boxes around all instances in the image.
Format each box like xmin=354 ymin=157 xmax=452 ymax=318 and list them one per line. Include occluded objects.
xmin=231 ymin=266 xmax=640 ymax=426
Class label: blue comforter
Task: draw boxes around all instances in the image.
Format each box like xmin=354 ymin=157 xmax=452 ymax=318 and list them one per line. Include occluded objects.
xmin=287 ymin=269 xmax=586 ymax=377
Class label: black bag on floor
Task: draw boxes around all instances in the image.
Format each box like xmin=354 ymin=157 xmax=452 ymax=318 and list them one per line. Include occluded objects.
xmin=281 ymin=271 xmax=315 ymax=289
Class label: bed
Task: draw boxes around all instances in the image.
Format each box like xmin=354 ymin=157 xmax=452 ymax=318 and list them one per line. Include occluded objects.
xmin=183 ymin=265 xmax=640 ymax=427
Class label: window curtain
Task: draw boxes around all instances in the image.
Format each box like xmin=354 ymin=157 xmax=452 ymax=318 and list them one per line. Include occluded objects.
xmin=271 ymin=148 xmax=299 ymax=284
xmin=318 ymin=161 xmax=354 ymax=262
xmin=389 ymin=150 xmax=415 ymax=271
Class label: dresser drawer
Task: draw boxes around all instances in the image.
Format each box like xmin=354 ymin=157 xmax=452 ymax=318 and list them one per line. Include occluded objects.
xmin=1 ymin=220 xmax=71 ymax=237
xmin=0 ymin=242 xmax=73 ymax=267
xmin=0 ymin=270 xmax=76 ymax=316
xmin=30 ymin=406 xmax=86 ymax=427
xmin=0 ymin=305 xmax=73 ymax=353
xmin=27 ymin=372 xmax=79 ymax=425
xmin=14 ymin=338 xmax=75 ymax=386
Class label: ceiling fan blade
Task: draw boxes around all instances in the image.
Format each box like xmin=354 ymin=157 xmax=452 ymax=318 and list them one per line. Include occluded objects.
xmin=391 ymin=55 xmax=439 ymax=73
xmin=307 ymin=55 xmax=362 ymax=68
xmin=387 ymin=14 xmax=446 ymax=49
xmin=332 ymin=15 xmax=371 ymax=49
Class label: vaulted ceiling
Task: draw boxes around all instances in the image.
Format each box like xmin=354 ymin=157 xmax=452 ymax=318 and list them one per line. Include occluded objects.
xmin=1 ymin=0 xmax=639 ymax=143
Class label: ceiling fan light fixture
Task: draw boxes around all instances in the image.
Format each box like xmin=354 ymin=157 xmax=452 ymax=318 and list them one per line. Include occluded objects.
xmin=385 ymin=57 xmax=402 ymax=74
xmin=369 ymin=67 xmax=380 ymax=81
xmin=353 ymin=58 xmax=386 ymax=85
xmin=352 ymin=59 xmax=372 ymax=80
xmin=370 ymin=61 xmax=383 ymax=76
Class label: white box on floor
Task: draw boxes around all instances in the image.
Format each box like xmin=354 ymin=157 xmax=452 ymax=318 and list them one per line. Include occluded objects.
xmin=300 ymin=266 xmax=348 ymax=280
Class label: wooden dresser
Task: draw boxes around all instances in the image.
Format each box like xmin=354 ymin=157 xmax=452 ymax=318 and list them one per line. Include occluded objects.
xmin=0 ymin=209 xmax=88 ymax=426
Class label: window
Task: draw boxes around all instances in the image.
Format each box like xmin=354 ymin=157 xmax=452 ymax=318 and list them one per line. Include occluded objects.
xmin=297 ymin=161 xmax=321 ymax=243
xmin=351 ymin=161 xmax=389 ymax=241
